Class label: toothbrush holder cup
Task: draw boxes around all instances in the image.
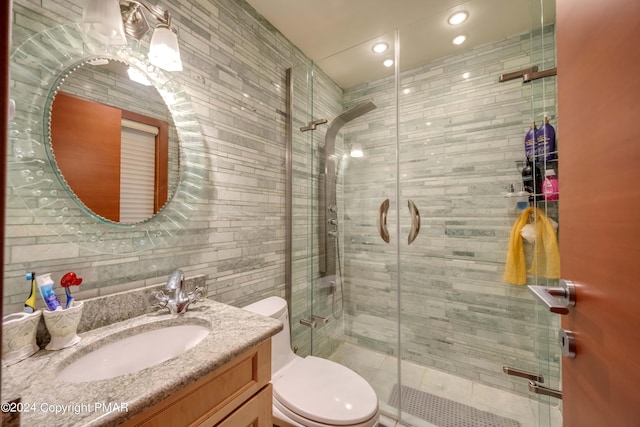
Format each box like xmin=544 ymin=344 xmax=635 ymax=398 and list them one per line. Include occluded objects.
xmin=2 ymin=310 xmax=42 ymax=366
xmin=42 ymin=301 xmax=84 ymax=351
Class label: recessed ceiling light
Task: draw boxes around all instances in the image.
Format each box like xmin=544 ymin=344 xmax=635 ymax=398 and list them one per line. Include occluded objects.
xmin=462 ymin=72 xmax=470 ymax=79
xmin=372 ymin=42 xmax=388 ymax=53
xmin=383 ymin=59 xmax=394 ymax=67
xmin=452 ymin=35 xmax=467 ymax=45
xmin=448 ymin=11 xmax=469 ymax=26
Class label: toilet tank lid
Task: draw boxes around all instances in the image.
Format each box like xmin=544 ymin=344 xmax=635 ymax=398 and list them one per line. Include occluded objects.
xmin=242 ymin=296 xmax=287 ymax=318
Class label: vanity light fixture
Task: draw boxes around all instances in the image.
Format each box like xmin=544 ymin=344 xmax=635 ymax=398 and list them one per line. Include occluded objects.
xmin=372 ymin=42 xmax=388 ymax=54
xmin=448 ymin=11 xmax=469 ymax=26
xmin=81 ymin=0 xmax=183 ymax=72
xmin=81 ymin=0 xmax=127 ymax=45
xmin=452 ymin=35 xmax=467 ymax=45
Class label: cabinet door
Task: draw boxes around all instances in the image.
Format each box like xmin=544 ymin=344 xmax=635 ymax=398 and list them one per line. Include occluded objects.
xmin=121 ymin=340 xmax=271 ymax=427
xmin=215 ymin=384 xmax=272 ymax=427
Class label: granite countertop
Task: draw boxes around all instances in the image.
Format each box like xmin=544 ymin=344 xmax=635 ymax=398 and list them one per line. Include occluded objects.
xmin=1 ymin=299 xmax=282 ymax=426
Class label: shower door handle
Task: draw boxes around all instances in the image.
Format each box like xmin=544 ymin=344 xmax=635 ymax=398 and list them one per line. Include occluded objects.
xmin=528 ymin=280 xmax=576 ymax=315
xmin=377 ymin=199 xmax=390 ymax=243
xmin=407 ymin=199 xmax=420 ymax=245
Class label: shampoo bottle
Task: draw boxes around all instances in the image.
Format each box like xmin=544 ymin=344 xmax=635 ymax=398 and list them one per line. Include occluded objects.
xmin=36 ymin=273 xmax=62 ymax=311
xmin=521 ymin=158 xmax=543 ymax=203
xmin=542 ymin=169 xmax=559 ymax=200
xmin=524 ymin=122 xmax=537 ymax=160
xmin=537 ymin=116 xmax=556 ymax=161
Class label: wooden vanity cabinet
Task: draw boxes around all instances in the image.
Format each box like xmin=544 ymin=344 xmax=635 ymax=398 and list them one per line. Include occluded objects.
xmin=121 ymin=339 xmax=272 ymax=427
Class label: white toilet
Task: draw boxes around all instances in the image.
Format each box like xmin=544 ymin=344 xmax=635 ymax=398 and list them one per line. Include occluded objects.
xmin=243 ymin=296 xmax=380 ymax=427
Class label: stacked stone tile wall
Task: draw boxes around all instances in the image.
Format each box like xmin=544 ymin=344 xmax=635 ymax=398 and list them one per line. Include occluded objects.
xmin=338 ymin=26 xmax=560 ymax=397
xmin=4 ymin=0 xmax=327 ymax=314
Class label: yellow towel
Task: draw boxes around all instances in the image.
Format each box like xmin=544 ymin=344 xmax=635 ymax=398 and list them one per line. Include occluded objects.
xmin=503 ymin=207 xmax=560 ymax=285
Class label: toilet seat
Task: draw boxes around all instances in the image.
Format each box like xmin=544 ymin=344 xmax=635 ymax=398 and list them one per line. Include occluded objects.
xmin=272 ymin=356 xmax=379 ymax=426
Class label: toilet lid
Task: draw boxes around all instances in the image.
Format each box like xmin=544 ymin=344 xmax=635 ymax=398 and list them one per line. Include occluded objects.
xmin=272 ymin=356 xmax=378 ymax=425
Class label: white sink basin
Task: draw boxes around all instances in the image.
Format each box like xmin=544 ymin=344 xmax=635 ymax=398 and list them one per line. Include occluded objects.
xmin=57 ymin=324 xmax=209 ymax=383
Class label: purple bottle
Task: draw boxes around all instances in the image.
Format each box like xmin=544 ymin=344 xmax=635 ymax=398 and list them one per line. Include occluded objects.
xmin=537 ymin=117 xmax=556 ymax=161
xmin=524 ymin=122 xmax=537 ymax=160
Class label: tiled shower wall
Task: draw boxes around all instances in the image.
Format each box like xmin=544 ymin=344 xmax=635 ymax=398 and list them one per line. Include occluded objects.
xmin=4 ymin=0 xmax=327 ymax=313
xmin=338 ymin=26 xmax=560 ymax=397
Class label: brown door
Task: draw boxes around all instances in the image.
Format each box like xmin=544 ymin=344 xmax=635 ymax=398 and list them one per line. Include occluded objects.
xmin=557 ymin=0 xmax=640 ymax=425
xmin=50 ymin=92 xmax=122 ymax=221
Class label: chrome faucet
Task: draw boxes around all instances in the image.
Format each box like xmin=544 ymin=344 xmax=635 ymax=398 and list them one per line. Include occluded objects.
xmin=153 ymin=269 xmax=204 ymax=314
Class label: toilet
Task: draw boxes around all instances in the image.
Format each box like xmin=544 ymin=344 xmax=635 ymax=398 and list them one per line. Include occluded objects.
xmin=243 ymin=296 xmax=379 ymax=427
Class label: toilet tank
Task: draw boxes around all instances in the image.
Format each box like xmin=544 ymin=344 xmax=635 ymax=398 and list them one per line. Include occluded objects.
xmin=242 ymin=296 xmax=295 ymax=373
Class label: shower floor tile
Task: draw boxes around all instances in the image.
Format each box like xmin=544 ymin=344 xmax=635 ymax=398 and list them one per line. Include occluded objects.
xmin=330 ymin=343 xmax=562 ymax=427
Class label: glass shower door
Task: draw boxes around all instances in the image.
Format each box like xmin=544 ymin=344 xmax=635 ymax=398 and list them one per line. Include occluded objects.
xmin=292 ymin=1 xmax=561 ymax=425
xmin=308 ymin=31 xmax=403 ymax=421
xmin=395 ymin=1 xmax=561 ymax=425
xmin=528 ymin=0 xmax=562 ymax=424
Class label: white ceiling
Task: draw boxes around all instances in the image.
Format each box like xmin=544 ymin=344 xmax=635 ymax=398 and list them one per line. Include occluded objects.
xmin=245 ymin=0 xmax=555 ymax=88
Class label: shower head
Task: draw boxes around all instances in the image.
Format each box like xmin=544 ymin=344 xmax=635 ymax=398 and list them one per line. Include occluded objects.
xmin=334 ymin=101 xmax=377 ymax=125
xmin=320 ymin=100 xmax=377 ymax=277
xmin=325 ymin=100 xmax=377 ymax=160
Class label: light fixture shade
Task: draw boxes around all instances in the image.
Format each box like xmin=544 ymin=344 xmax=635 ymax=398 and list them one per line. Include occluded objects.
xmin=81 ymin=0 xmax=127 ymax=46
xmin=148 ymin=26 xmax=183 ymax=72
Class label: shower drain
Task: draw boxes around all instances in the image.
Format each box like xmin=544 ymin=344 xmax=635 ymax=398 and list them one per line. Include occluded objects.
xmin=388 ymin=384 xmax=522 ymax=427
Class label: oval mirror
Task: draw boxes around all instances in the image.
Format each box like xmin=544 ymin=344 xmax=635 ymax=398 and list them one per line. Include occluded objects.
xmin=48 ymin=58 xmax=179 ymax=224
xmin=8 ymin=24 xmax=207 ymax=253
xmin=48 ymin=60 xmax=180 ymax=224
